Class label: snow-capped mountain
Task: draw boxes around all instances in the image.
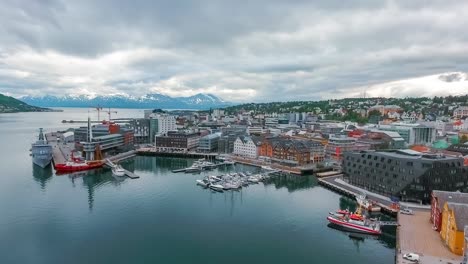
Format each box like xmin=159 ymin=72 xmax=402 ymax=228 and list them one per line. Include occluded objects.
xmin=19 ymin=93 xmax=231 ymax=109
xmin=179 ymin=93 xmax=226 ymax=105
xmin=349 ymin=72 xmax=468 ymax=98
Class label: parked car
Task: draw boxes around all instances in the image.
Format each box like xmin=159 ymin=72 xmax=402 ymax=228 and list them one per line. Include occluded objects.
xmin=403 ymin=253 xmax=420 ymax=262
xmin=400 ymin=208 xmax=414 ymax=215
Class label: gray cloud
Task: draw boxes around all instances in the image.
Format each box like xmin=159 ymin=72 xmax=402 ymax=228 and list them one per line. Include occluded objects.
xmin=0 ymin=0 xmax=467 ymax=102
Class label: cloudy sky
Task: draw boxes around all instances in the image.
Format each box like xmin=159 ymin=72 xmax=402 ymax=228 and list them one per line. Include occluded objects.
xmin=0 ymin=0 xmax=467 ymax=102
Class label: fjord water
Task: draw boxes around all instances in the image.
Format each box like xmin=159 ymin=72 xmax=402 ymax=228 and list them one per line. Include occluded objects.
xmin=0 ymin=108 xmax=395 ymax=264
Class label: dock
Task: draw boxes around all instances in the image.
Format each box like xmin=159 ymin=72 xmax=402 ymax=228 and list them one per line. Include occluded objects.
xmin=105 ymin=159 xmax=140 ymax=179
xmin=46 ymin=132 xmax=72 ymax=165
xmin=316 ymin=171 xmax=342 ymax=178
xmin=396 ymin=210 xmax=462 ymax=263
xmin=318 ymin=175 xmax=399 ymax=216
xmin=137 ymin=148 xmax=218 ymax=159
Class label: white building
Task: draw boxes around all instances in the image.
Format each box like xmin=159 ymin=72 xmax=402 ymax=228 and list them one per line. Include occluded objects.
xmin=233 ymin=136 xmax=260 ymax=159
xmin=212 ymin=109 xmax=225 ymax=119
xmin=247 ymin=126 xmax=264 ymax=135
xmin=149 ymin=113 xmax=177 ymax=136
xmin=265 ymin=117 xmax=278 ymax=127
xmin=377 ymin=122 xmax=436 ymax=146
xmin=454 ymin=106 xmax=468 ymax=119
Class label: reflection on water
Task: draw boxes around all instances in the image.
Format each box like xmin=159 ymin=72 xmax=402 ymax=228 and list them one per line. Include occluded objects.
xmin=32 ymin=164 xmax=53 ymax=190
xmin=263 ymin=174 xmax=317 ymax=192
xmin=66 ymin=168 xmax=122 ymax=211
xmin=327 ymin=223 xmax=396 ymax=250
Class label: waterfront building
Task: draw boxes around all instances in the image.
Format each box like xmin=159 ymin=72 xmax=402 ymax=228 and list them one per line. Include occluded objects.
xmin=344 ymin=150 xmax=468 ymax=204
xmin=129 ymin=118 xmax=151 ymax=144
xmin=82 ymin=130 xmax=134 ymax=160
xmin=217 ymin=126 xmax=247 ymax=154
xmin=325 ymin=135 xmax=370 ymax=159
xmin=464 ymin=227 xmax=468 ymax=264
xmin=233 ymin=136 xmax=261 ymax=159
xmin=155 ymin=131 xmax=200 ymax=152
xmin=377 ymin=123 xmax=436 ymax=146
xmin=198 ymin=133 xmax=221 ymax=153
xmin=310 ymin=141 xmax=326 ymax=163
xmin=74 ymin=122 xmax=119 ymax=142
xmin=149 ymin=113 xmax=177 ymax=136
xmin=431 ymin=191 xmax=468 ymax=232
xmin=440 ymin=202 xmax=468 ymax=255
xmin=259 ymin=138 xmax=313 ymax=166
xmin=454 ymin=106 xmax=468 ymax=119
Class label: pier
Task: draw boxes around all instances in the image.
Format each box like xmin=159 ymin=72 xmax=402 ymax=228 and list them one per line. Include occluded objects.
xmin=318 ymin=175 xmax=399 ymax=216
xmin=105 ymin=159 xmax=140 ymax=179
xmin=46 ymin=132 xmax=72 ymax=165
xmin=396 ymin=210 xmax=462 ymax=263
xmin=137 ymin=148 xmax=218 ymax=159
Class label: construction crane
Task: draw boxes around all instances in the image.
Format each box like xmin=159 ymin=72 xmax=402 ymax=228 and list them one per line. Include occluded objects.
xmin=93 ymin=105 xmax=103 ymax=121
xmin=106 ymin=108 xmax=118 ymax=121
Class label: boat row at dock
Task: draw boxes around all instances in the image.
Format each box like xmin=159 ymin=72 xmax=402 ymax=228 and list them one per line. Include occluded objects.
xmin=195 ymin=172 xmax=273 ymax=192
xmin=172 ymin=159 xmax=236 ymax=173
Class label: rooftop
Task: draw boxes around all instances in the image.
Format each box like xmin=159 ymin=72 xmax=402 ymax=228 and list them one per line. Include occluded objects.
xmin=432 ymin=190 xmax=468 ymax=211
xmin=354 ymin=149 xmax=462 ymax=161
xmin=446 ymin=202 xmax=468 ymax=230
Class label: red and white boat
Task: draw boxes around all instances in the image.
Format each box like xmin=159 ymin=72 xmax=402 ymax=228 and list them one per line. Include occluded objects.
xmin=55 ymin=160 xmax=104 ymax=173
xmin=327 ymin=211 xmax=382 ymax=235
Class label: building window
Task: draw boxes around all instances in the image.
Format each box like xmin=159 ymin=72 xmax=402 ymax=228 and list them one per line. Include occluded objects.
xmin=407 ymin=161 xmax=413 ymax=166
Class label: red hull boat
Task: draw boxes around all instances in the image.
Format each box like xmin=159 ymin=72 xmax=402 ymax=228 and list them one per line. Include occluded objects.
xmin=55 ymin=160 xmax=104 ymax=173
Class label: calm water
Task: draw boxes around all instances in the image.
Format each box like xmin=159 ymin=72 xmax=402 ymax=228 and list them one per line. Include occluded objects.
xmin=0 ymin=108 xmax=395 ymax=264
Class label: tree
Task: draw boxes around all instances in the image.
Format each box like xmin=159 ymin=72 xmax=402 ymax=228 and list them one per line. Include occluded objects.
xmin=461 ymin=135 xmax=468 ymax=144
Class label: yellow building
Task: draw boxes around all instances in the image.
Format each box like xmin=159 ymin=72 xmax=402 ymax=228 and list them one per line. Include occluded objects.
xmin=440 ymin=202 xmax=468 ymax=255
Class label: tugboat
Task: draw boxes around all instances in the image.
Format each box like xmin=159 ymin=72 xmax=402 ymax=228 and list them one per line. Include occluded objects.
xmin=327 ymin=206 xmax=382 ymax=235
xmin=31 ymin=128 xmax=53 ymax=168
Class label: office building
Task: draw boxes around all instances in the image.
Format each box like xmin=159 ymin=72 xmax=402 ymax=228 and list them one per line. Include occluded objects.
xmin=198 ymin=133 xmax=221 ymax=153
xmin=343 ymin=150 xmax=468 ymax=204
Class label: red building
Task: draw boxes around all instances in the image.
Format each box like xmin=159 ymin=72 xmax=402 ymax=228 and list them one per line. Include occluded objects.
xmin=431 ymin=190 xmax=468 ymax=231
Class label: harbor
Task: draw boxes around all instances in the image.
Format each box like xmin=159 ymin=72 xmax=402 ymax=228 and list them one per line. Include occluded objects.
xmin=8 ymin=108 xmax=398 ymax=264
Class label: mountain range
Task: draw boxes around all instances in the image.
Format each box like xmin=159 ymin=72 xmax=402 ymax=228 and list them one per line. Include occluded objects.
xmin=19 ymin=93 xmax=232 ymax=109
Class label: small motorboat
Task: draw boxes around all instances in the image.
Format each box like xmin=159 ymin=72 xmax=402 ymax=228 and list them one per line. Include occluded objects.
xmin=209 ymin=184 xmax=224 ymax=192
xmin=196 ymin=179 xmax=210 ymax=188
xmin=247 ymin=176 xmax=259 ymax=183
xmin=112 ymin=165 xmax=126 ymax=177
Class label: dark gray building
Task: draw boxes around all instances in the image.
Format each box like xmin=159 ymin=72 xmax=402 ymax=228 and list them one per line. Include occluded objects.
xmin=343 ymin=149 xmax=468 ymax=204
